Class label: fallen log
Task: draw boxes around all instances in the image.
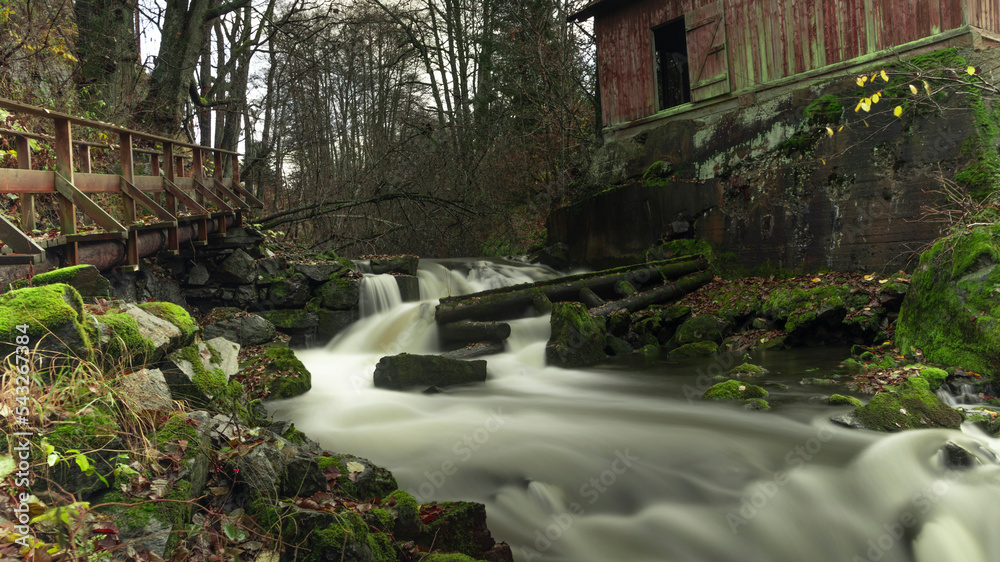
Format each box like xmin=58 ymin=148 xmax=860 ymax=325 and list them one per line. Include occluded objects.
xmin=579 ymin=287 xmax=605 ymax=308
xmin=440 ymin=341 xmax=506 ymax=360
xmin=591 ymin=270 xmax=714 ymax=317
xmin=436 ymin=257 xmax=707 ymax=323
xmin=439 ymin=321 xmax=511 ymax=343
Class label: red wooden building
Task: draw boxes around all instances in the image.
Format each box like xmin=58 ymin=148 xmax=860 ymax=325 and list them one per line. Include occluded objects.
xmin=570 ymin=0 xmax=1000 ymax=129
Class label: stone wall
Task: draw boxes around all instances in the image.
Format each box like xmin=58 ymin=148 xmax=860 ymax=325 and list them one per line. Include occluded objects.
xmin=550 ymin=47 xmax=998 ymax=274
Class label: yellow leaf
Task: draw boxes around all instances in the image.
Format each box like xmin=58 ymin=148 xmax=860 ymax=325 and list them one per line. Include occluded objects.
xmin=871 ymin=73 xmax=878 ymax=83
xmin=967 ymin=66 xmax=976 ymax=76
xmin=854 ymin=100 xmax=864 ymax=112
xmin=923 ymin=80 xmax=931 ymax=94
xmin=871 ymin=93 xmax=880 ymax=104
xmin=893 ymin=105 xmax=903 ymax=117
xmin=811 ymin=277 xmax=821 ymax=282
xmin=864 ymin=119 xmax=869 ymax=127
xmin=825 ymin=126 xmax=834 ymax=136
xmin=880 ymin=70 xmax=889 ymax=82
xmin=857 ymin=75 xmax=868 ymax=87
xmin=860 ymin=98 xmax=871 ymax=112
xmin=820 ymin=158 xmax=826 ymax=165
xmin=909 ymin=84 xmax=918 ymax=94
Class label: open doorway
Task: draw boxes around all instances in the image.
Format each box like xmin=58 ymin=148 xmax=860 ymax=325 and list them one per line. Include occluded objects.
xmin=653 ymin=18 xmax=690 ymax=110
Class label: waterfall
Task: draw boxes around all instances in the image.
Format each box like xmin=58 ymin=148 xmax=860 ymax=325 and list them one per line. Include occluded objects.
xmin=359 ymin=274 xmax=403 ymax=317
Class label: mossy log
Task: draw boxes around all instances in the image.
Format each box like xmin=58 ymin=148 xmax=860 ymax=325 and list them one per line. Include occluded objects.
xmin=440 ymin=341 xmax=506 ymax=360
xmin=439 ymin=321 xmax=511 ymax=343
xmin=435 ymin=257 xmax=707 ymax=323
xmin=579 ymin=287 xmax=605 ymax=308
xmin=590 ymin=270 xmax=714 ymax=317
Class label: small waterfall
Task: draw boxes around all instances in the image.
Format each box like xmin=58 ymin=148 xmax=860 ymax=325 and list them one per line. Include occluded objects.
xmin=938 ymin=383 xmax=982 ymax=407
xmin=360 ymin=274 xmax=403 ymax=317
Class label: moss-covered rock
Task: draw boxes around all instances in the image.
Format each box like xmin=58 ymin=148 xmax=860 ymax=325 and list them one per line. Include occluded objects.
xmin=315 ymin=454 xmax=398 ymax=500
xmin=744 ymin=398 xmax=771 ymax=411
xmin=31 ymin=264 xmax=110 ymax=298
xmin=545 ymin=302 xmax=607 ymax=368
xmin=93 ymin=308 xmax=156 ymax=365
xmin=40 ymin=409 xmax=119 ymax=496
xmin=417 ymin=502 xmax=501 ymax=559
xmin=373 ymin=354 xmax=487 ymax=390
xmin=674 ymin=314 xmax=728 ymax=344
xmin=316 ymin=276 xmax=361 ymax=309
xmin=267 ymin=272 xmax=311 ymax=307
xmin=263 ymin=346 xmax=312 ymax=398
xmin=896 ymin=225 xmax=1000 ymax=376
xmin=727 ymin=362 xmax=767 ymax=377
xmin=0 ymin=283 xmax=93 ymax=365
xmin=703 ymin=379 xmax=769 ymax=401
xmin=855 ymin=377 xmax=963 ymax=432
xmin=828 ymin=394 xmax=863 ymax=407
xmin=671 ymin=340 xmax=718 ymax=357
xmin=370 ymin=255 xmax=419 ymax=276
xmin=138 ymin=301 xmax=198 ymax=346
xmin=763 ymin=284 xmax=865 ymax=332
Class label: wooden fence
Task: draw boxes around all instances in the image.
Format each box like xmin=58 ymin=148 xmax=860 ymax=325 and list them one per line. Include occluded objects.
xmin=0 ymin=97 xmax=264 ymax=269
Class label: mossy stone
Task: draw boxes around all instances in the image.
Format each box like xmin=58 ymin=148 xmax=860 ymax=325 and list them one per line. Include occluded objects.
xmin=703 ymin=379 xmax=769 ymax=401
xmin=671 ymin=340 xmax=718 ymax=357
xmin=727 ymin=362 xmax=766 ymax=376
xmin=264 ymin=346 xmax=312 ymax=398
xmin=545 ymin=302 xmax=607 ymax=368
xmin=855 ymin=378 xmax=962 ymax=432
xmin=828 ymin=394 xmax=863 ymax=407
xmin=139 ymin=301 xmax=198 ymax=346
xmin=674 ymin=314 xmax=727 ymax=344
xmin=32 ymin=264 xmax=110 ymax=298
xmin=0 ymin=283 xmax=93 ymax=365
xmin=896 ymin=225 xmax=1000 ymax=376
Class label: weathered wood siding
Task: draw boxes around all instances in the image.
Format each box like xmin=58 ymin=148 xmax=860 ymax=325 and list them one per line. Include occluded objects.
xmin=597 ymin=0 xmax=970 ymax=125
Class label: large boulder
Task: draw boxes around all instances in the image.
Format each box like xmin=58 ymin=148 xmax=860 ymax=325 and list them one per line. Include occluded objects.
xmin=294 ymin=261 xmax=345 ymax=282
xmin=896 ymin=225 xmax=1000 ymax=375
xmin=203 ymin=312 xmax=276 ymax=346
xmin=161 ymin=338 xmax=240 ymax=403
xmin=31 ymin=264 xmax=110 ymax=298
xmin=545 ymin=302 xmax=607 ymax=368
xmin=315 ymin=277 xmax=361 ymax=309
xmin=854 ymin=377 xmax=963 ymax=432
xmin=0 ymin=284 xmax=93 ymax=365
xmin=267 ymin=273 xmax=311 ymax=307
xmin=374 ymin=354 xmax=487 ymax=390
xmin=673 ymin=314 xmax=728 ymax=345
xmin=215 ymin=249 xmax=258 ymax=284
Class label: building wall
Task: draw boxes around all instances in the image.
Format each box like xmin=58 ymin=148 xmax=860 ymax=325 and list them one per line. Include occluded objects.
xmin=598 ymin=0 xmax=969 ymax=126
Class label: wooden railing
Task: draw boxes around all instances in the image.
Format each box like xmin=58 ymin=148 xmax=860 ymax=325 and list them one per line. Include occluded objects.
xmin=0 ymin=97 xmax=264 ymax=269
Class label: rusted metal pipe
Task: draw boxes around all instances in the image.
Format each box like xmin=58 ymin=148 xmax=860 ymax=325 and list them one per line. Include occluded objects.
xmin=76 ymin=216 xmax=233 ymax=271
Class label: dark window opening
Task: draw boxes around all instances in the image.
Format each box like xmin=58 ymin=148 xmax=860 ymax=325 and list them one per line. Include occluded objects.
xmin=654 ymin=19 xmax=690 ymax=110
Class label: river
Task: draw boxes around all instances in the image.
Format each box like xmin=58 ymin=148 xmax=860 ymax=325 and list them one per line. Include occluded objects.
xmin=267 ymin=259 xmax=1000 ymax=562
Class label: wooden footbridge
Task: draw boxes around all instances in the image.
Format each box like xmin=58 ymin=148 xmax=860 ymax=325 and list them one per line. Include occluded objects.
xmin=0 ymin=97 xmax=264 ymax=273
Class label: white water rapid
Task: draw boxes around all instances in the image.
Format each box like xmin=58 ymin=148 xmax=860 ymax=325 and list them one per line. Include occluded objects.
xmin=267 ymin=258 xmax=1000 ymax=562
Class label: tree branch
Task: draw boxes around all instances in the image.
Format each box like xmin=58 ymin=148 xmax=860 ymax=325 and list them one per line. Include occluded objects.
xmin=205 ymin=0 xmax=253 ymax=22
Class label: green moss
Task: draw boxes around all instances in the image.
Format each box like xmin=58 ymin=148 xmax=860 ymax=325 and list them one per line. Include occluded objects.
xmin=316 ymin=456 xmax=342 ymax=472
xmin=546 ymin=302 xmax=607 ymax=368
xmin=421 ymin=555 xmax=478 ymax=562
xmin=307 ymin=511 xmax=394 ymax=562
xmin=98 ymin=310 xmax=156 ymax=364
xmin=33 ymin=265 xmax=92 ymax=284
xmin=646 ymin=238 xmax=714 ymax=262
xmin=282 ymin=423 xmax=309 ymax=445
xmin=763 ymin=284 xmax=864 ymax=331
xmin=672 ymin=341 xmax=718 ymax=357
xmin=674 ymin=314 xmax=727 ymax=344
xmin=265 ymin=347 xmax=312 ymax=398
xmin=896 ymin=225 xmax=1000 ymax=376
xmin=140 ymin=302 xmax=197 ymax=344
xmin=803 ymin=94 xmax=843 ymax=125
xmin=778 ymin=132 xmax=819 ymax=156
xmin=743 ymin=398 xmax=771 ymax=411
xmin=0 ymin=284 xmax=92 ymax=357
xmin=727 ymin=362 xmax=766 ymax=376
xmin=855 ymin=378 xmax=962 ymax=432
xmin=703 ymin=379 xmax=768 ymax=401
xmin=907 ymin=48 xmax=967 ymax=71
xmin=176 ymin=344 xmax=228 ymax=399
xmin=828 ymin=394 xmax=863 ymax=407
xmin=919 ymin=367 xmax=948 ymax=390
xmin=643 ymin=160 xmax=673 ymax=182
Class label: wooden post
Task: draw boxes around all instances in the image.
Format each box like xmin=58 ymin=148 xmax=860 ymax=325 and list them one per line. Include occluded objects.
xmin=15 ymin=135 xmax=35 ymax=231
xmin=151 ymin=153 xmax=160 ymax=177
xmin=212 ymin=150 xmax=227 ymax=235
xmin=78 ymin=146 xmax=92 ymax=174
xmin=120 ymin=132 xmax=139 ymax=269
xmin=192 ymin=148 xmax=204 ymax=207
xmin=231 ymin=151 xmax=243 ymax=225
xmin=163 ymin=142 xmax=179 ymax=254
xmin=53 ymin=118 xmax=78 ymax=265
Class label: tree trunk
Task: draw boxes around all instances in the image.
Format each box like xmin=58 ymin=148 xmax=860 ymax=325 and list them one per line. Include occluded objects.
xmin=439 ymin=321 xmax=512 ymax=343
xmin=435 ymin=258 xmax=708 ymax=323
xmin=590 ymin=271 xmax=714 ymax=316
xmin=74 ymin=0 xmax=140 ymax=120
xmin=440 ymin=341 xmax=506 ymax=360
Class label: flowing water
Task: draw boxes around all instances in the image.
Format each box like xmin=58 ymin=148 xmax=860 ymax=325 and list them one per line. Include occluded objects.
xmin=268 ymin=259 xmax=1000 ymax=562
